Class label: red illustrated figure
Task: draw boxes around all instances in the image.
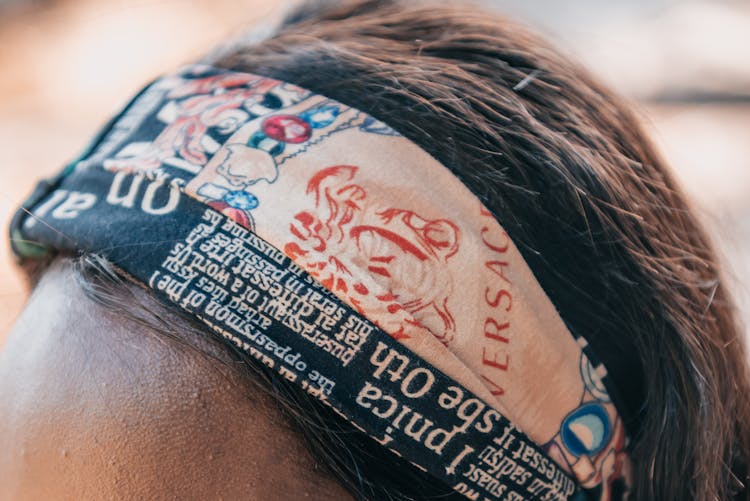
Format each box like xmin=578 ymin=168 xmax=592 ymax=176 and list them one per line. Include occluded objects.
xmin=284 ymin=165 xmax=460 ymax=343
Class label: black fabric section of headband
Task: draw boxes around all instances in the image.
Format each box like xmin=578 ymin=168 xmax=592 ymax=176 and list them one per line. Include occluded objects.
xmin=13 ymin=161 xmax=578 ymax=499
xmin=11 ymin=164 xmax=584 ymax=501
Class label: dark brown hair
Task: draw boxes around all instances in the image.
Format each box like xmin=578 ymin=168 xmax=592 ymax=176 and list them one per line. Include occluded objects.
xmin=45 ymin=0 xmax=750 ymax=499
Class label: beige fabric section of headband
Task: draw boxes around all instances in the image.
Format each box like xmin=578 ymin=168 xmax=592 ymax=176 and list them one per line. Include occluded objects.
xmin=102 ymin=73 xmax=631 ymax=495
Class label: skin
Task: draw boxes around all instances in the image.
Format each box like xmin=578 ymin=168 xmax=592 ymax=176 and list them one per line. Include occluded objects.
xmin=0 ymin=259 xmax=352 ymax=500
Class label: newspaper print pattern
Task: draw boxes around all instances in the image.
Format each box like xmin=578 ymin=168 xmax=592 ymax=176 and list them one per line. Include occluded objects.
xmin=16 ymin=172 xmax=581 ymax=500
xmin=72 ymin=65 xmax=631 ymax=498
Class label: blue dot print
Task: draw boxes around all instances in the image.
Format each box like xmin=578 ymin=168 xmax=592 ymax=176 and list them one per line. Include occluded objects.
xmin=561 ymin=403 xmax=612 ymax=457
xmin=224 ymin=191 xmax=259 ymax=210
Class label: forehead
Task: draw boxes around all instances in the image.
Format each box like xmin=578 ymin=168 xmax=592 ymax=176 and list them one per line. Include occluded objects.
xmin=0 ymin=259 xmax=350 ymax=500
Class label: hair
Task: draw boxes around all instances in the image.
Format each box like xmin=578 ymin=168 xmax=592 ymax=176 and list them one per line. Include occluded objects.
xmin=27 ymin=0 xmax=750 ymax=499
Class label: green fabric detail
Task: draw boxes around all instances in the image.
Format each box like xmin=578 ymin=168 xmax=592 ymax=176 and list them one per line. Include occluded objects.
xmin=10 ymin=228 xmax=49 ymax=259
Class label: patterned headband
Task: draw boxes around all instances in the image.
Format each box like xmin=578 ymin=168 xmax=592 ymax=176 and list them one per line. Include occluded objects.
xmin=10 ymin=65 xmax=630 ymax=500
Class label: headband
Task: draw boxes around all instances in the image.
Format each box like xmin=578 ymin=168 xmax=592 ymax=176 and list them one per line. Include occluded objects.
xmin=10 ymin=65 xmax=631 ymax=500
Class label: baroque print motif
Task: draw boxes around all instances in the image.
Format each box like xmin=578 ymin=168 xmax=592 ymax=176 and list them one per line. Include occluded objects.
xmin=283 ymin=165 xmax=460 ymax=343
xmin=99 ymin=67 xmax=394 ymax=230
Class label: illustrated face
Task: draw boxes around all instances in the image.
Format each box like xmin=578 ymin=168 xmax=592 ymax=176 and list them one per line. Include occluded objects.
xmin=217 ymin=144 xmax=279 ymax=188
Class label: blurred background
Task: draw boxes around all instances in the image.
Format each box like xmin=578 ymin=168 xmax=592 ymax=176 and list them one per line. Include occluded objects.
xmin=0 ymin=0 xmax=748 ymax=343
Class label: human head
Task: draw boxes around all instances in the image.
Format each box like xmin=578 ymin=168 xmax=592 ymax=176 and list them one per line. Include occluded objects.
xmin=2 ymin=1 xmax=748 ymax=499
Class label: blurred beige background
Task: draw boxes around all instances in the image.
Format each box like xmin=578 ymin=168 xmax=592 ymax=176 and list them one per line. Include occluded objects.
xmin=1 ymin=0 xmax=748 ymax=342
